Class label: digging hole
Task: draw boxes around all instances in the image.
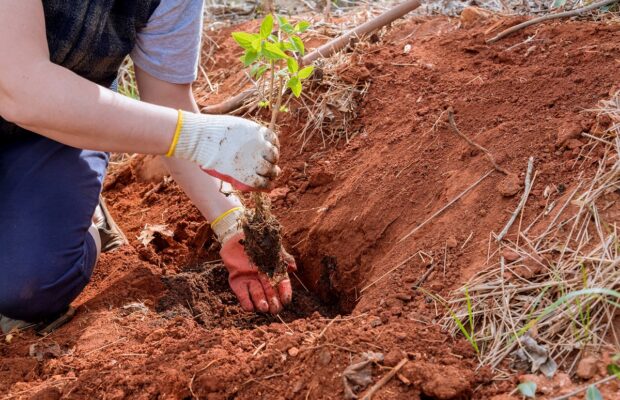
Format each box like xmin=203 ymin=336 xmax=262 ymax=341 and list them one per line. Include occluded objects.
xmin=156 ymin=258 xmax=344 ymax=329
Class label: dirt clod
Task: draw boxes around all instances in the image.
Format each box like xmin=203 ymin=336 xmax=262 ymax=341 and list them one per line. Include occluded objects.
xmin=497 ymin=173 xmax=521 ymax=197
xmin=242 ymin=196 xmax=285 ymax=278
xmin=318 ymin=348 xmax=333 ymax=366
xmin=501 ymin=249 xmax=520 ymax=262
xmin=288 ymin=347 xmax=300 ymax=357
xmin=576 ymin=356 xmax=598 ymax=380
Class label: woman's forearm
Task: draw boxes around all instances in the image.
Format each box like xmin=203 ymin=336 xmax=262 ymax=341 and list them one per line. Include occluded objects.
xmin=7 ymin=61 xmax=177 ymax=154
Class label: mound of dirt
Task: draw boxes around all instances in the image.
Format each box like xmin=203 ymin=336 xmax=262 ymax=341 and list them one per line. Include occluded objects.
xmin=2 ymin=14 xmax=619 ymax=400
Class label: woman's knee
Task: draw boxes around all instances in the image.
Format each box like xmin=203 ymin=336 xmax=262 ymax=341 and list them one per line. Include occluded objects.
xmin=0 ymin=237 xmax=96 ymax=322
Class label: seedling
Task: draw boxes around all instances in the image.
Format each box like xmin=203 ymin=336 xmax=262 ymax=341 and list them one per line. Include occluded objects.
xmin=232 ymin=15 xmax=314 ymax=279
xmin=232 ymin=14 xmax=313 ymax=130
xmin=419 ymin=287 xmax=480 ymax=354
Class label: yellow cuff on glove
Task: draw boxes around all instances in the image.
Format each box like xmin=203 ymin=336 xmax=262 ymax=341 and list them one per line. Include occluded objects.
xmin=211 ymin=207 xmax=244 ymax=244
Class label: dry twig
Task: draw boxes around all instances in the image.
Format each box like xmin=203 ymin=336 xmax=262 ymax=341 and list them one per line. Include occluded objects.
xmin=487 ymin=0 xmax=619 ymax=43
xmin=360 ymin=358 xmax=408 ymax=400
xmin=443 ymin=92 xmax=620 ymax=373
xmin=496 ymin=157 xmax=535 ymax=241
xmin=447 ymin=108 xmax=509 ymax=175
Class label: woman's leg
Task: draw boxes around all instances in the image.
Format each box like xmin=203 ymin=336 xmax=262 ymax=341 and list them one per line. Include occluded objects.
xmin=0 ymin=133 xmax=108 ymax=322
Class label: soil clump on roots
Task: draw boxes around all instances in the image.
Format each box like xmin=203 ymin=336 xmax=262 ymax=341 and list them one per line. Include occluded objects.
xmin=242 ymin=195 xmax=286 ymax=279
xmin=1 ymin=14 xmax=620 ymax=400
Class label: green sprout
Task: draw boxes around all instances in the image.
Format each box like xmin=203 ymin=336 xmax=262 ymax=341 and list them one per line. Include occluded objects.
xmin=419 ymin=287 xmax=480 ymax=355
xmin=231 ymin=14 xmax=314 ymax=129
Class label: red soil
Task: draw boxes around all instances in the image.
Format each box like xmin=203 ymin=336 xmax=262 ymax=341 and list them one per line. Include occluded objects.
xmin=2 ymin=14 xmax=619 ymax=400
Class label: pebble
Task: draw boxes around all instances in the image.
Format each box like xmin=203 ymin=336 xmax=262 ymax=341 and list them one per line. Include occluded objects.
xmin=497 ymin=174 xmax=521 ymax=197
xmin=394 ymin=332 xmax=407 ymax=341
xmin=318 ymin=348 xmax=332 ymax=366
xmin=369 ymin=317 xmax=383 ymax=327
xmin=384 ymin=349 xmax=407 ymax=367
xmin=576 ymin=356 xmax=598 ymax=380
xmin=556 ymin=121 xmax=582 ymax=147
xmin=446 ymin=237 xmax=458 ymax=248
xmin=501 ymin=249 xmax=520 ymax=262
xmin=288 ymin=347 xmax=300 ymax=357
xmin=395 ymin=293 xmax=412 ymax=302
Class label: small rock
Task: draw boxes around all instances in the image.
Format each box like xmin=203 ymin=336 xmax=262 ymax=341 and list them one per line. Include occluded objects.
xmin=556 ymin=121 xmax=582 ymax=147
xmin=565 ymin=138 xmax=583 ymax=150
xmin=501 ymin=249 xmax=520 ymax=262
xmin=460 ymin=6 xmax=493 ymax=28
xmin=403 ymin=44 xmax=412 ymax=54
xmin=269 ymin=187 xmax=290 ymax=201
xmin=576 ymin=356 xmax=598 ymax=380
xmin=446 ymin=237 xmax=458 ymax=248
xmin=358 ymin=66 xmax=371 ymax=81
xmin=394 ymin=332 xmax=407 ymax=341
xmin=318 ymin=348 xmax=332 ymax=366
xmin=288 ymin=347 xmax=300 ymax=357
xmin=384 ymin=349 xmax=407 ymax=367
xmin=308 ymin=170 xmax=335 ymax=188
xmin=369 ymin=317 xmax=383 ymax=327
xmin=395 ymin=293 xmax=412 ymax=302
xmin=497 ymin=174 xmax=521 ymax=197
xmin=512 ymin=259 xmax=543 ymax=280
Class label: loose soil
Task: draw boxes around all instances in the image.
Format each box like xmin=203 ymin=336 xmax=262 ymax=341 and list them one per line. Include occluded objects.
xmin=2 ymin=14 xmax=619 ymax=400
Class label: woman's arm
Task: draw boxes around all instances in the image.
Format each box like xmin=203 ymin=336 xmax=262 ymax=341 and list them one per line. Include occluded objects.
xmin=0 ymin=0 xmax=279 ymax=191
xmin=134 ymin=65 xmax=243 ymax=222
xmin=0 ymin=0 xmax=176 ymax=154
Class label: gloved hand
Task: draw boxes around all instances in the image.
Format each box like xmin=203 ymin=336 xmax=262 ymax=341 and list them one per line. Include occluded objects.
xmin=213 ymin=207 xmax=296 ymax=314
xmin=167 ymin=111 xmax=280 ymax=191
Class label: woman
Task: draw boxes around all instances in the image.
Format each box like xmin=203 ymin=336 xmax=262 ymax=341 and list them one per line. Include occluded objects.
xmin=0 ymin=0 xmax=295 ymax=333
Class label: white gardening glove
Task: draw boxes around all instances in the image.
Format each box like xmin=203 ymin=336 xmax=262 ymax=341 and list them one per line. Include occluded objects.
xmin=167 ymin=111 xmax=280 ymax=191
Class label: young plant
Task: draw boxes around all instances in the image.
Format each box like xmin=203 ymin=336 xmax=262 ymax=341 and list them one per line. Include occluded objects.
xmin=419 ymin=287 xmax=480 ymax=355
xmin=232 ymin=14 xmax=313 ymax=130
xmin=231 ymin=15 xmax=313 ymax=279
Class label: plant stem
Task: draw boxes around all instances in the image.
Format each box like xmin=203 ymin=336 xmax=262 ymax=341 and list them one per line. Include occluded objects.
xmin=269 ymin=76 xmax=284 ymax=130
xmin=268 ymin=61 xmax=276 ymax=111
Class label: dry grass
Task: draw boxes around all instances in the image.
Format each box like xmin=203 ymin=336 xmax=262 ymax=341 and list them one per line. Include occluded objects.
xmin=442 ymin=92 xmax=620 ymax=375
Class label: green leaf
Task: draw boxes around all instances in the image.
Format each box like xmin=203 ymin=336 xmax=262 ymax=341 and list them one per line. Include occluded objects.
xmin=294 ymin=21 xmax=311 ymax=33
xmin=287 ymin=58 xmax=299 ymax=74
xmin=281 ymin=23 xmax=294 ymax=34
xmin=298 ymin=65 xmax=314 ymax=80
xmin=287 ymin=76 xmax=302 ymax=97
xmin=517 ymin=382 xmax=537 ymax=398
xmin=240 ymin=50 xmax=258 ymax=66
xmin=607 ymin=363 xmax=620 ymax=379
xmin=258 ymin=100 xmax=270 ymax=108
xmin=263 ymin=42 xmax=288 ymax=60
xmin=260 ymin=15 xmax=273 ymax=39
xmin=585 ymin=385 xmax=603 ymax=400
xmin=250 ymin=63 xmax=269 ymax=78
xmin=551 ymin=0 xmax=567 ymax=8
xmin=279 ymin=105 xmax=289 ymax=113
xmin=232 ymin=32 xmax=259 ymax=50
xmin=290 ymin=36 xmax=305 ymax=55
xmin=276 ymin=15 xmax=289 ymax=27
